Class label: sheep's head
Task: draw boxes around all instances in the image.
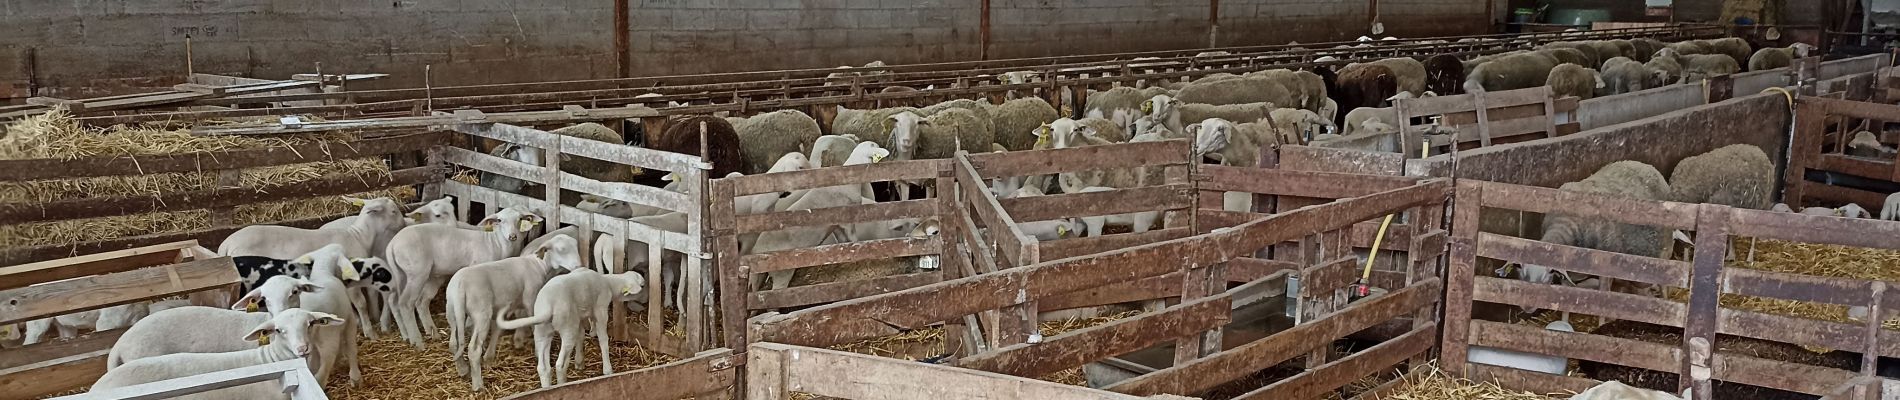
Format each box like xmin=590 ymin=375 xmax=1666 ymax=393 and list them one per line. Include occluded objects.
xmin=530 ymin=235 xmax=585 ymax=274
xmin=885 ymin=111 xmax=926 ymax=159
xmin=409 ymin=197 xmax=458 ymax=225
xmin=345 ymin=196 xmax=403 ymax=228
xmin=1840 ymin=203 xmax=1872 ymax=219
xmin=1793 ymin=43 xmax=1817 ymax=58
xmin=908 ymin=218 xmax=943 ymax=239
xmin=1035 ymin=118 xmax=1091 ymax=150
xmin=614 ymin=271 xmax=648 ymax=299
xmin=844 ymin=142 xmax=889 ymax=166
xmin=1185 ymin=118 xmax=1235 ymax=161
xmin=578 ymin=194 xmax=633 ymax=216
xmin=290 ymin=244 xmax=359 ymax=281
xmin=480 ymin=207 xmax=544 ymax=243
xmin=1141 ymin=95 xmax=1181 ymax=118
xmin=245 ymin=309 xmax=342 ymax=358
xmin=770 ymin=152 xmax=811 ymax=173
xmin=1771 ymin=203 xmax=1795 ymax=213
xmin=353 ymin=257 xmax=398 ymax=294
xmin=235 ymin=276 xmax=319 ymax=314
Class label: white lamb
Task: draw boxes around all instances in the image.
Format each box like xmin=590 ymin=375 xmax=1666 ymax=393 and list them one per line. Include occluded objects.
xmin=22 ymin=303 xmax=148 ymax=346
xmin=221 ymin=196 xmax=404 ymax=260
xmin=88 ymin=309 xmax=344 ymax=400
xmin=496 ymin=268 xmax=647 ymax=387
xmin=283 ymin=244 xmax=365 ymax=386
xmin=1883 ymin=192 xmax=1900 ymax=221
xmin=387 ymin=206 xmax=543 ymax=348
xmin=446 ymin=235 xmax=584 ymax=391
xmin=595 ymin=212 xmax=688 ymax=310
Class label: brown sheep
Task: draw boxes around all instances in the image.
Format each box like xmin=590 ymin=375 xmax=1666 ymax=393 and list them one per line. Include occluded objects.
xmin=1334 ymin=64 xmax=1400 ymax=112
xmin=653 ymin=115 xmax=746 ymax=179
xmin=1423 ymin=54 xmax=1467 ymax=95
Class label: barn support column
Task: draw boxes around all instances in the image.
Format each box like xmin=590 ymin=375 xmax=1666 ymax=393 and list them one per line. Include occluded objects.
xmin=1208 ymin=0 xmax=1220 ymax=48
xmin=615 ymin=0 xmax=631 ymax=78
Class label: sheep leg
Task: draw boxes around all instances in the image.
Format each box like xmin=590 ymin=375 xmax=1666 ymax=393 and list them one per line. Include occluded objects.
xmin=22 ymin=319 xmax=49 ymax=346
xmin=533 ymin=324 xmax=555 ymax=388
xmin=346 ymin=318 xmax=362 ymax=386
xmin=594 ymin=304 xmax=613 ymax=375
xmin=418 ymin=282 xmax=443 ymax=338
xmin=466 ymin=311 xmax=491 ymax=392
xmin=449 ymin=298 xmax=469 ymax=376
xmin=556 ymin=325 xmax=579 ymax=385
xmin=394 ymin=279 xmax=430 ymax=347
xmin=1082 ymin=216 xmax=1107 ymax=238
xmin=54 ymin=322 xmax=78 ymax=340
xmin=378 ymin=292 xmax=397 ymax=333
xmin=350 ymin=289 xmax=378 ymax=340
xmin=766 ymin=270 xmax=794 ymax=292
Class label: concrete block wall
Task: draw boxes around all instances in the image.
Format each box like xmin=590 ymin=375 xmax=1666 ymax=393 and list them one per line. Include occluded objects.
xmin=0 ymin=0 xmax=1493 ymax=97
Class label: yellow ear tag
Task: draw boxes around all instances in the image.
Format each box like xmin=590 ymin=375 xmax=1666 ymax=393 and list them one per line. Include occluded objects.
xmin=872 ymin=153 xmax=885 ymax=162
xmin=621 ymin=284 xmax=635 ymax=295
xmin=256 ymin=332 xmax=270 ymax=346
xmin=348 ymin=198 xmax=365 ymax=207
xmin=1057 ymin=225 xmax=1071 ymax=238
xmin=518 ymin=220 xmax=534 ymax=233
xmin=294 ymin=255 xmax=311 ymax=264
xmin=484 ymin=224 xmax=496 ymax=232
xmin=1141 ymin=102 xmax=1153 ymax=113
xmin=246 ymin=299 xmax=259 ymax=313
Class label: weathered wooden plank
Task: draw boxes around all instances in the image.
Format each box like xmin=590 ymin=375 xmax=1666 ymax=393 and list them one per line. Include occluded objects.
xmin=0 ymin=166 xmax=441 ymax=225
xmin=0 ymin=350 xmax=109 ymax=399
xmin=1226 ymin=257 xmax=1301 ymax=282
xmin=1037 ymin=227 xmax=1191 ymax=261
xmin=747 ymin=272 xmax=940 ymax=310
xmin=1038 ymin=271 xmax=1183 ymax=311
xmin=0 ymin=241 xmax=195 ymax=291
xmin=1476 ymin=232 xmax=1689 ymax=287
xmin=501 ymin=348 xmax=737 ymax=400
xmin=0 ymin=210 xmax=353 ymax=266
xmin=1800 ymin=181 xmax=1894 ymax=215
xmin=1199 ymin=165 xmax=1421 ymax=199
xmin=1813 ymin=153 xmax=1892 ymax=182
xmin=1234 ymin=325 xmax=1435 ymax=400
xmin=1397 ymin=86 xmax=1553 ymax=116
xmin=999 ymin=184 xmax=1191 ymax=222
xmin=957 ymin=294 xmax=1232 ymax=379
xmin=1803 ymin=96 xmax=1900 ymax=121
xmin=1301 ymin=256 xmax=1362 ymax=295
xmin=441 ymin=145 xmax=543 ymax=184
xmin=0 ymin=131 xmax=446 ymax=182
xmin=741 ymin=236 xmax=941 ymax=274
xmin=721 ymin=160 xmax=943 ymax=196
xmin=1729 ymin=208 xmax=1900 ymax=251
xmin=750 ymin=343 xmax=1159 ymax=400
xmin=964 ymin=140 xmax=1190 ymax=178
xmin=1472 ymin=276 xmax=1686 ymax=325
xmin=0 ymin=257 xmax=238 ymax=326
xmin=0 ymin=329 xmax=125 ymax=371
xmin=1466 ymin=363 xmax=1602 ymax=395
xmin=955 ymin=154 xmax=1035 ymax=267
xmin=732 ymin=199 xmax=936 ymax=235
xmin=1473 ymin=180 xmax=1698 ymax=230
xmin=1107 ymin=279 xmax=1439 ymax=396
xmin=560 ymin=173 xmax=695 ymax=215
xmin=1723 ymin=267 xmax=1876 ymax=307
xmin=449 ymin=122 xmax=698 ymax=172
xmin=1469 ymin=320 xmax=1855 ymax=395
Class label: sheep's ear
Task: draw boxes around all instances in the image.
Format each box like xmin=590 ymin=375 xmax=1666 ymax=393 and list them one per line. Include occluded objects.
xmin=309 ymin=313 xmax=344 ymax=326
xmin=244 ymin=322 xmax=277 ymax=342
xmin=479 ymin=217 xmax=500 ymax=232
xmin=1186 ymin=123 xmax=1204 ymax=135
xmin=295 ymin=280 xmax=322 ymax=294
xmin=1077 ymin=126 xmax=1099 ymax=138
xmin=535 ymin=243 xmax=552 ymax=260
xmin=233 ymin=291 xmax=264 ymax=311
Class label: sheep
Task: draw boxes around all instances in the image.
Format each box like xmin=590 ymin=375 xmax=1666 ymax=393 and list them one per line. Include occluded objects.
xmin=1679 ymin=53 xmax=1740 ymax=83
xmin=1749 ymin=43 xmax=1816 ymax=71
xmin=1669 ymin=144 xmax=1775 ymax=261
xmin=1536 ymin=47 xmax=1592 ymax=69
xmin=991 ymin=97 xmax=1061 ymax=151
xmin=549 ymin=123 xmax=638 ymax=183
xmin=576 ymin=193 xmax=667 ymax=219
xmin=597 ymin=212 xmax=688 ymax=310
xmin=1850 ymin=130 xmax=1898 ymax=159
xmin=1178 ymin=70 xmax=1312 ymax=112
xmin=1546 ymin=63 xmax=1606 ymax=100
xmin=1703 ymin=37 xmax=1754 ymax=70
xmin=1666 ymin=40 xmax=1713 ymax=57
xmin=1267 ymin=108 xmax=1333 ymax=146
xmin=1644 ymin=53 xmax=1684 ymax=85
xmin=22 ymin=303 xmax=149 ymax=346
xmin=915 ymin=107 xmax=996 ymax=159
xmin=730 ymin=110 xmax=823 ymax=175
xmin=387 ymin=206 xmax=543 ymax=348
xmin=1464 ymin=52 xmax=1560 ymax=93
xmin=920 ymin=98 xmax=995 ymax=121
xmin=1342 ymin=106 xmax=1399 ymax=137
xmin=106 ymin=273 xmax=319 ymax=369
xmin=231 ymin=255 xmax=309 ymax=295
xmin=1076 ymin=186 xmax=1161 ymax=236
xmin=1084 ymin=87 xmax=1152 ymax=130
xmin=1467 ymin=319 xmax=1573 ymax=375
xmin=88 ymin=309 xmax=344 ymax=400
xmin=750 ymin=188 xmax=865 ymax=291
xmin=1585 ymin=41 xmax=1626 ymax=65
xmin=219 ymin=196 xmax=404 ymax=260
xmin=445 ymin=235 xmax=585 ymax=391
xmin=1334 ymin=64 xmax=1401 ymax=113
xmin=831 ymin=105 xmax=920 ymax=142
xmin=1347 ymin=57 xmax=1427 ymax=97
xmin=346 ymin=257 xmax=400 ymax=337
xmin=652 ymin=115 xmax=746 ymax=179
xmin=1570 ymin=381 xmax=1687 ymax=400
xmin=1598 ymin=57 xmax=1668 ymax=97
xmin=1142 ymin=95 xmax=1275 ymax=136
xmin=319 ymin=196 xmax=462 ymax=258
xmin=495 ymin=268 xmax=647 ymax=387
xmin=1884 ymin=193 xmax=1900 ymax=221
xmin=809 ymin=134 xmax=861 ymax=168
xmin=1423 ymin=54 xmax=1467 ymax=95
xmin=283 ymin=244 xmax=366 ymax=386
xmin=1518 ymin=161 xmax=1671 ymax=295
xmin=1630 ymin=38 xmax=1665 ymax=62
xmin=1804 ymin=203 xmax=1872 ymax=218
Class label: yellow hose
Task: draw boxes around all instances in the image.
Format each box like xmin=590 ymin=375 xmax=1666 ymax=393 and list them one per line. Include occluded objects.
xmin=1762 ymin=87 xmax=1795 ymax=108
xmin=1355 ymin=140 xmax=1427 ymax=294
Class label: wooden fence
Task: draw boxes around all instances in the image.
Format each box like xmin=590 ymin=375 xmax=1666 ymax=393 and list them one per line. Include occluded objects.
xmin=745 ymin=343 xmax=1178 ymax=400
xmin=1441 ymin=179 xmax=1900 ymax=400
xmin=51 ymin=358 xmax=328 ymax=400
xmin=1783 ymin=95 xmax=1900 ymax=211
xmin=0 ymin=241 xmax=238 ymax=399
xmin=500 ymin=348 xmax=739 ymax=400
xmin=436 ymin=118 xmax=715 ymax=356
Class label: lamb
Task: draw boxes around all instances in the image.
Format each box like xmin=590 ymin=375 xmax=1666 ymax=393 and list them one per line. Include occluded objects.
xmin=750 ymin=190 xmax=926 ymax=291
xmin=1076 ymin=186 xmax=1161 ymax=236
xmin=991 ymin=97 xmax=1061 ymax=151
xmin=1267 ymin=108 xmax=1334 ymax=145
xmin=387 ymin=206 xmax=543 ymax=348
xmin=1342 ymin=106 xmax=1400 ymax=136
xmin=446 ymin=235 xmax=585 ymax=391
xmin=1464 ymin=52 xmax=1560 ymax=93
xmin=1679 ymin=53 xmax=1740 ymax=83
xmin=1466 ymin=319 xmax=1573 ymax=375
xmin=219 ymin=196 xmax=404 ymax=260
xmin=283 ymin=245 xmax=365 ymax=386
xmin=1546 ymin=63 xmax=1606 ymax=100
xmin=1804 ymin=204 xmax=1872 ymax=218
xmin=495 ymin=268 xmax=647 ymax=387
xmin=730 ymin=110 xmax=824 ymax=175
xmin=1749 ymin=43 xmax=1816 ymax=71
xmin=1570 ymin=381 xmax=1688 ymax=400
xmin=576 ymin=194 xmax=667 ymax=219
xmin=1848 ymin=130 xmax=1898 ymax=160
xmin=319 ymin=196 xmax=463 ymax=258
xmin=106 ymin=274 xmax=317 ymax=369
xmin=1884 ymin=193 xmax=1900 ymax=221
xmin=1346 ymin=57 xmax=1427 ymax=97
xmin=1423 ymin=54 xmax=1467 ymax=95
xmin=596 ymin=212 xmax=688 ymax=310
xmin=1598 ymin=57 xmax=1668 ymax=96
xmin=231 ymin=255 xmax=309 ymax=295
xmin=1518 ymin=161 xmax=1671 ymax=292
xmin=22 ymin=303 xmax=149 ymax=346
xmin=88 ymin=309 xmax=344 ymax=400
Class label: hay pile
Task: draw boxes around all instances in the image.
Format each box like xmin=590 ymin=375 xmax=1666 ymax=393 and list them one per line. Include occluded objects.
xmin=0 ymin=109 xmax=412 ymax=249
xmin=1713 ymin=238 xmax=1900 ymax=331
xmin=1377 ymin=364 xmax=1556 ymax=400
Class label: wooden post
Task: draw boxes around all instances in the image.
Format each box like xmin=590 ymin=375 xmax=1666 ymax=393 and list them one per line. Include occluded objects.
xmin=682 ymin=121 xmax=713 ymax=352
xmin=1859 ymin=281 xmax=1886 ymax=400
xmin=541 ymin=138 xmax=563 ymax=235
xmin=1784 ymin=102 xmax=1827 ymax=207
xmin=1682 ymin=204 xmax=1731 ymax=400
xmin=711 ymin=179 xmax=748 ymax=351
xmin=1440 ymin=180 xmax=1483 ymax=377
xmin=935 ymin=160 xmax=972 ymax=359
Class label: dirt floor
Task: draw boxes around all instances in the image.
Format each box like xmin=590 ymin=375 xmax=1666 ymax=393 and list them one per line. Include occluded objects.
xmin=325 ymin=314 xmax=678 ymax=400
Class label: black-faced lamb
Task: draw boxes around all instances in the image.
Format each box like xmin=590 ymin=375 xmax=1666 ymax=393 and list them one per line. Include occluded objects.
xmin=386 ymin=206 xmax=543 ymax=348
xmin=495 ymin=268 xmax=647 ymax=387
xmin=1423 ymin=54 xmax=1468 ymax=95
xmin=88 ymin=309 xmax=344 ymax=400
xmin=445 ymin=235 xmax=585 ymax=391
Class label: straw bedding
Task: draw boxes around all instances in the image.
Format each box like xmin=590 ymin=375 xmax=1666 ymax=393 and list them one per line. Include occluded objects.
xmin=0 ymin=109 xmax=412 ymax=249
xmin=326 ymin=313 xmax=676 ymax=400
xmin=1375 ymin=364 xmax=1556 ymax=400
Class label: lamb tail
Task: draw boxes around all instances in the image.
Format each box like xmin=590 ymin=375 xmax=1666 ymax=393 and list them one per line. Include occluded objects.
xmin=495 ymin=313 xmax=552 ymax=330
